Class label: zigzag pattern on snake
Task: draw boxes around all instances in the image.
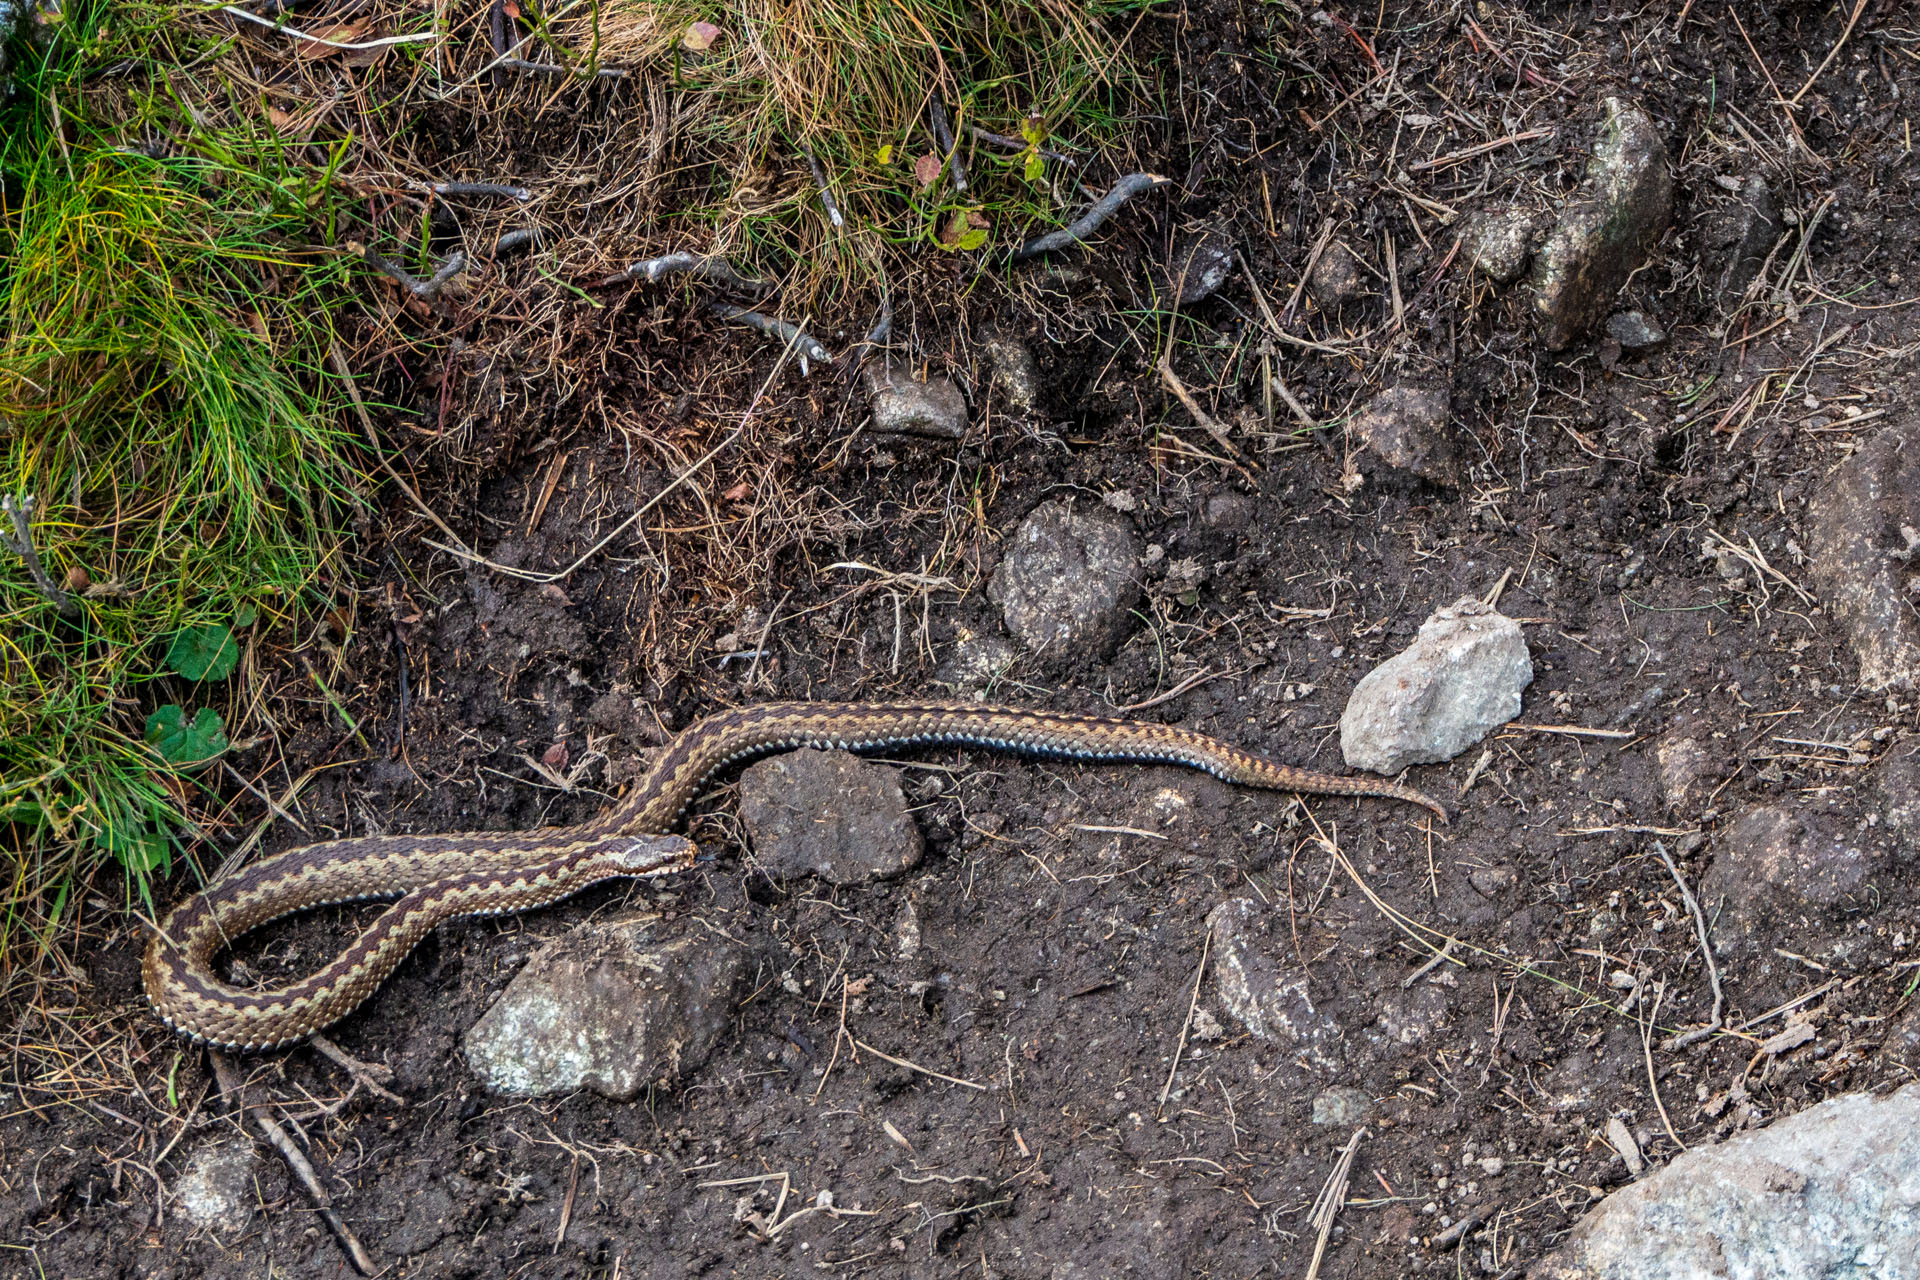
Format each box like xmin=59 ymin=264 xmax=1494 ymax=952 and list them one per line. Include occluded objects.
xmin=143 ymin=701 xmax=1448 ymax=1051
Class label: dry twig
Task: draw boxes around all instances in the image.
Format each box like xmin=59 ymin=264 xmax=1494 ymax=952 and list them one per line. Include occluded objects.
xmin=1 ymin=494 xmax=78 ymax=617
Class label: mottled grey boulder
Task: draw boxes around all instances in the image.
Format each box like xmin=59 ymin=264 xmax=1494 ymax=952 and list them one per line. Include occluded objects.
xmin=1340 ymin=598 xmax=1532 ymax=774
xmin=1807 ymin=418 xmax=1920 ymax=690
xmin=738 ymin=748 xmax=923 ymax=884
xmin=1350 ymin=384 xmax=1464 ymax=485
xmin=989 ymin=499 xmax=1143 ymax=659
xmin=463 ymin=917 xmax=746 ymax=1099
xmin=865 ymin=360 xmax=967 ymax=439
xmin=1206 ymin=898 xmax=1341 ymax=1070
xmin=173 ymin=1138 xmax=258 ymax=1235
xmin=1533 ymin=1085 xmax=1920 ymax=1280
xmin=1532 ymin=98 xmax=1672 ymax=349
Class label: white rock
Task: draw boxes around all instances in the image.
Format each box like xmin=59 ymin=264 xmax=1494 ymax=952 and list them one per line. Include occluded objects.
xmin=463 ymin=916 xmax=747 ymax=1099
xmin=1536 ymin=1085 xmax=1920 ymax=1280
xmin=173 ymin=1138 xmax=258 ymax=1235
xmin=1339 ymin=597 xmax=1531 ymax=775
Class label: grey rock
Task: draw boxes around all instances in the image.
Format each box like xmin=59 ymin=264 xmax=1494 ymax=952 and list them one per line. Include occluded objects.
xmin=1655 ymin=733 xmax=1724 ymax=811
xmin=173 ymin=1139 xmax=258 ymax=1235
xmin=979 ymin=329 xmax=1041 ymax=412
xmin=1605 ymin=310 xmax=1667 ymax=352
xmin=1877 ymin=749 xmax=1920 ymax=848
xmin=1807 ymin=418 xmax=1920 ymax=690
xmin=1702 ymin=172 xmax=1781 ymax=309
xmin=865 ymin=360 xmax=968 ymax=439
xmin=0 ymin=2 xmax=58 ymax=96
xmin=738 ymin=749 xmax=923 ymax=884
xmin=1206 ymin=899 xmax=1342 ymax=1070
xmin=1341 ymin=598 xmax=1533 ymax=774
xmin=939 ymin=627 xmax=1017 ymax=693
xmin=1311 ymin=1085 xmax=1372 ymax=1126
xmin=1533 ymin=1084 xmax=1920 ymax=1280
xmin=1165 ymin=227 xmax=1235 ymax=305
xmin=1350 ymin=384 xmax=1464 ymax=486
xmin=463 ymin=916 xmax=747 ymax=1099
xmin=1532 ymin=98 xmax=1673 ymax=349
xmin=1308 ymin=239 xmax=1366 ymax=308
xmin=1371 ymin=985 xmax=1451 ymax=1048
xmin=1703 ymin=802 xmax=1888 ymax=915
xmin=1464 ymin=207 xmax=1543 ymax=284
xmin=989 ymin=499 xmax=1144 ymax=659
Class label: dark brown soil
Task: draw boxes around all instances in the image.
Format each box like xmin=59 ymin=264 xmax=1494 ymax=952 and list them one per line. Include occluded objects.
xmin=8 ymin=3 xmax=1920 ymax=1277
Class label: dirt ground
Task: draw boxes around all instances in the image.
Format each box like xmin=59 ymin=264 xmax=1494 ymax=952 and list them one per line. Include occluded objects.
xmin=9 ymin=2 xmax=1920 ymax=1276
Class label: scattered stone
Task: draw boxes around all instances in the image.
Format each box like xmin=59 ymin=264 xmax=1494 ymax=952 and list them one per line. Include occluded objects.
xmin=892 ymin=899 xmax=921 ymax=961
xmin=1463 ymin=206 xmax=1542 ymax=284
xmin=463 ymin=916 xmax=748 ymax=1099
xmin=1655 ymin=732 xmax=1724 ymax=812
xmin=1201 ymin=491 xmax=1256 ymax=530
xmin=1311 ymin=1085 xmax=1372 ymax=1126
xmin=1877 ymin=748 xmax=1920 ymax=846
xmin=1534 ymin=1084 xmax=1920 ymax=1280
xmin=979 ymin=328 xmax=1041 ymax=412
xmin=864 ymin=359 xmax=968 ymax=439
xmin=1605 ymin=310 xmax=1667 ymax=353
xmin=1165 ymin=227 xmax=1235 ymax=305
xmin=1532 ymin=98 xmax=1673 ymax=349
xmin=989 ymin=499 xmax=1144 ymax=659
xmin=939 ymin=627 xmax=1018 ymax=693
xmin=173 ymin=1138 xmax=258 ymax=1235
xmin=1702 ymin=172 xmax=1781 ymax=309
xmin=1307 ymin=239 xmax=1366 ymax=308
xmin=1340 ymin=598 xmax=1533 ymax=774
xmin=1806 ymin=418 xmax=1920 ymax=690
xmin=1206 ymin=899 xmax=1342 ymax=1071
xmin=1350 ymin=384 xmax=1465 ymax=486
xmin=1703 ymin=802 xmax=1885 ymax=915
xmin=737 ymin=749 xmax=924 ymax=884
xmin=1371 ymin=986 xmax=1451 ymax=1047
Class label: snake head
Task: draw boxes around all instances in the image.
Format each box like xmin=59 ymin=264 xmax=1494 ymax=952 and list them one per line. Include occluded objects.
xmin=604 ymin=834 xmax=699 ymax=875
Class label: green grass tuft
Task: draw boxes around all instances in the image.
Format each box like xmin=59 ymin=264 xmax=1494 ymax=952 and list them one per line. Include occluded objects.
xmin=0 ymin=0 xmax=365 ymax=954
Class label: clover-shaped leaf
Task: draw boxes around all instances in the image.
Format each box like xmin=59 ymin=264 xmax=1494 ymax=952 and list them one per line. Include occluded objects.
xmin=145 ymin=704 xmax=228 ymax=767
xmin=98 ymin=822 xmax=171 ymax=876
xmin=166 ymin=623 xmax=239 ymax=681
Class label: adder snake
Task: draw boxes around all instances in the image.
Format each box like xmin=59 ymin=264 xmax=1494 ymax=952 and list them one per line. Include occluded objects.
xmin=143 ymin=701 xmax=1447 ymax=1051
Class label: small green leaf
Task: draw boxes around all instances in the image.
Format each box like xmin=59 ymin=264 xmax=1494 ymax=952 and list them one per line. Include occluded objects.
xmin=1019 ymin=116 xmax=1046 ymax=147
xmin=146 ymin=704 xmax=229 ymax=766
xmin=166 ymin=623 xmax=239 ymax=681
xmin=955 ymin=227 xmax=990 ymax=251
xmin=1023 ymin=150 xmax=1045 ymax=183
xmin=233 ymin=603 xmax=260 ymax=628
xmin=98 ymin=823 xmax=172 ymax=876
xmin=877 ymin=143 xmax=894 ymax=166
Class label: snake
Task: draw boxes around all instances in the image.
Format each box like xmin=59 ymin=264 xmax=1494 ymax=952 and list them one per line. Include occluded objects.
xmin=143 ymin=701 xmax=1448 ymax=1051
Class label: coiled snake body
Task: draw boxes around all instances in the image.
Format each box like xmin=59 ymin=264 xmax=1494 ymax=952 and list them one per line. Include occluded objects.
xmin=144 ymin=702 xmax=1446 ymax=1051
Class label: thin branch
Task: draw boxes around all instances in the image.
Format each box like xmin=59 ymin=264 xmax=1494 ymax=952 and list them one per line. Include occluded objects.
xmin=210 ymin=1053 xmax=377 ymax=1275
xmin=595 ymin=251 xmax=769 ymax=293
xmin=967 ymin=124 xmax=1078 ymax=166
xmin=711 ymin=304 xmax=833 ymax=365
xmin=1010 ymin=173 xmax=1170 ymax=262
xmin=1656 ymin=841 xmax=1726 ymax=1049
xmin=802 ymin=148 xmax=845 ymax=229
xmin=1 ymin=495 xmax=79 ymax=617
xmin=216 ymin=5 xmax=435 ymax=51
xmin=927 ymin=98 xmax=968 ymax=194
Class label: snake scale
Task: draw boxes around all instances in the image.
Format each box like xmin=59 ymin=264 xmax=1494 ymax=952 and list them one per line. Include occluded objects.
xmin=144 ymin=701 xmax=1448 ymax=1051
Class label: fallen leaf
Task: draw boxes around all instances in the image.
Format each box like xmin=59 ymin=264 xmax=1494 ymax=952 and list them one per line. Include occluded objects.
xmin=539 ymin=582 xmax=574 ymax=607
xmin=293 ymin=19 xmax=367 ymax=59
xmin=543 ymin=741 xmax=570 ymax=769
xmin=682 ymin=20 xmax=722 ymax=51
xmin=722 ymin=481 xmax=751 ymax=502
xmin=913 ymin=152 xmax=942 ymax=188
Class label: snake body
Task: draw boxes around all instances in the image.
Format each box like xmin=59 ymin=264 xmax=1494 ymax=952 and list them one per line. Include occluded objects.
xmin=144 ymin=701 xmax=1446 ymax=1051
